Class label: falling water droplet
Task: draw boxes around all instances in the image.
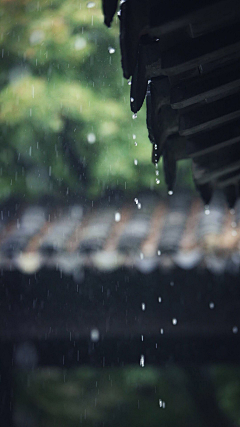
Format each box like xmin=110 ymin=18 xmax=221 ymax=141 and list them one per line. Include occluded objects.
xmin=115 ymin=212 xmax=121 ymax=222
xmin=134 ymin=198 xmax=138 ymax=204
xmin=157 ymin=250 xmax=161 ymax=256
xmin=132 ymin=113 xmax=137 ymax=119
xmin=160 ymin=328 xmax=164 ymax=334
xmin=156 ymin=170 xmax=159 ymax=176
xmin=158 ymin=297 xmax=162 ymax=303
xmin=133 ymin=134 xmax=136 ymax=139
xmin=140 ymin=252 xmax=144 ymax=260
xmin=159 ymin=399 xmax=165 ymax=408
xmin=141 ymin=335 xmax=144 ymax=341
xmin=233 ymin=326 xmax=238 ymax=334
xmin=90 ymin=328 xmax=99 ymax=341
xmin=172 ymin=318 xmax=177 ymax=325
xmin=141 ymin=303 xmax=146 ymax=311
xmin=134 ymin=159 xmax=138 ymax=165
xmin=130 ymin=97 xmax=134 ymax=102
xmin=87 ymin=133 xmax=96 ymax=144
xmin=140 ymin=354 xmax=145 ymax=367
xmin=168 ymin=190 xmax=173 ymax=196
xmin=87 ymin=1 xmax=95 ymax=8
xmin=128 ymin=80 xmax=131 ymax=86
xmin=137 ymin=203 xmax=141 ymax=209
xmin=156 ymin=179 xmax=160 ymax=184
xmin=209 ymin=302 xmax=215 ymax=309
xmin=108 ymin=47 xmax=115 ymax=54
xmin=134 ymin=141 xmax=138 ymax=146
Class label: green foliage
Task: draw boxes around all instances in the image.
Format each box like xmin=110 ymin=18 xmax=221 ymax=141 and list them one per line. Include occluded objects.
xmin=0 ymin=0 xmax=192 ymax=201
xmin=16 ymin=366 xmax=203 ymax=427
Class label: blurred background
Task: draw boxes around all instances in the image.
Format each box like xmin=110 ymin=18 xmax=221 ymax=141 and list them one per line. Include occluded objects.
xmin=1 ymin=1 xmax=240 ymax=427
xmin=0 ymin=0 xmax=192 ymax=204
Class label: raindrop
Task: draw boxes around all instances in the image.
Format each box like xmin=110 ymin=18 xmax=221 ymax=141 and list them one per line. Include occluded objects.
xmin=157 ymin=250 xmax=161 ymax=256
xmin=133 ymin=134 xmax=136 ymax=139
xmin=30 ymin=30 xmax=45 ymax=45
xmin=75 ymin=37 xmax=87 ymax=50
xmin=140 ymin=252 xmax=144 ymax=260
xmin=108 ymin=47 xmax=115 ymax=54
xmin=140 ymin=354 xmax=145 ymax=367
xmin=130 ymin=97 xmax=134 ymax=102
xmin=115 ymin=212 xmax=121 ymax=222
xmin=154 ymin=144 xmax=157 ymax=150
xmin=156 ymin=170 xmax=159 ymax=176
xmin=134 ymin=142 xmax=138 ymax=146
xmin=141 ymin=335 xmax=144 ymax=341
xmin=231 ymin=221 xmax=237 ymax=228
xmin=128 ymin=80 xmax=131 ymax=85
xmin=156 ymin=179 xmax=160 ymax=185
xmin=90 ymin=329 xmax=100 ymax=342
xmin=172 ymin=318 xmax=177 ymax=325
xmin=87 ymin=1 xmax=95 ymax=8
xmin=160 ymin=328 xmax=164 ymax=334
xmin=134 ymin=198 xmax=138 ymax=204
xmin=137 ymin=203 xmax=141 ymax=209
xmin=87 ymin=133 xmax=96 ymax=144
xmin=233 ymin=326 xmax=238 ymax=334
xmin=232 ymin=230 xmax=237 ymax=236
xmin=132 ymin=113 xmax=137 ymax=119
xmin=134 ymin=159 xmax=138 ymax=165
xmin=209 ymin=302 xmax=215 ymax=309
xmin=170 ymin=281 xmax=174 ymax=286
xmin=168 ymin=190 xmax=173 ymax=196
xmin=159 ymin=399 xmax=166 ymax=408
xmin=158 ymin=297 xmax=162 ymax=303
xmin=230 ymin=208 xmax=235 ymax=215
xmin=141 ymin=303 xmax=146 ymax=311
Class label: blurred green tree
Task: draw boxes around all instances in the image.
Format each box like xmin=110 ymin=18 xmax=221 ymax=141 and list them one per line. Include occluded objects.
xmin=0 ymin=0 xmax=192 ymax=202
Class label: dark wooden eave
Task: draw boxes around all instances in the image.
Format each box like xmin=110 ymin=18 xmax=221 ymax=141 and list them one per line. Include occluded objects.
xmin=102 ymin=0 xmax=240 ymax=206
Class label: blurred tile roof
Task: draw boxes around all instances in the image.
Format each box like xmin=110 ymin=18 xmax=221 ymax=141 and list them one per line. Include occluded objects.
xmin=1 ymin=191 xmax=240 ymax=275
